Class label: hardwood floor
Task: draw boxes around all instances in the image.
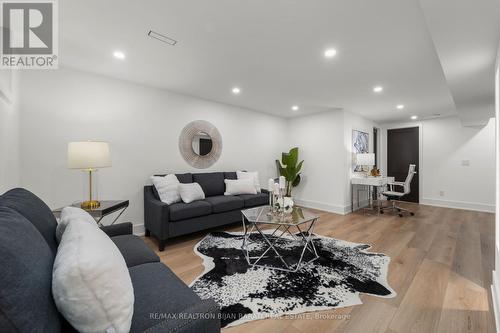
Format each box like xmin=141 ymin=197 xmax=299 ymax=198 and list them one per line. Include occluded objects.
xmin=142 ymin=203 xmax=496 ymax=333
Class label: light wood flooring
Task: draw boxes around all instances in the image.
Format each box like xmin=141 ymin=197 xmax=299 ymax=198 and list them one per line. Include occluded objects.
xmin=142 ymin=203 xmax=496 ymax=333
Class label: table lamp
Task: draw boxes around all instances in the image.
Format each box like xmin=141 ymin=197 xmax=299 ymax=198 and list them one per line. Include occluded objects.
xmin=356 ymin=153 xmax=375 ymax=176
xmin=68 ymin=141 xmax=111 ymax=209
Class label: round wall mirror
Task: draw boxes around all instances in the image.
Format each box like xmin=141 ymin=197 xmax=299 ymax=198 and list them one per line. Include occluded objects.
xmin=179 ymin=120 xmax=222 ymax=169
xmin=191 ymin=131 xmax=213 ymax=156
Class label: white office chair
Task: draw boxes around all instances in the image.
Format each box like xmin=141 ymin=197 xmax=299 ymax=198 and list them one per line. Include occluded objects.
xmin=380 ymin=164 xmax=417 ymax=217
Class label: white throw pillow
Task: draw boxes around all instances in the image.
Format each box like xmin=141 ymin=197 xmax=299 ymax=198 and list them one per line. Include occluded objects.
xmin=178 ymin=182 xmax=205 ymax=203
xmin=237 ymin=171 xmax=262 ymax=193
xmin=151 ymin=174 xmax=181 ymax=205
xmin=224 ymin=179 xmax=257 ymax=195
xmin=56 ymin=206 xmax=97 ymax=243
xmin=52 ymin=219 xmax=134 ymax=333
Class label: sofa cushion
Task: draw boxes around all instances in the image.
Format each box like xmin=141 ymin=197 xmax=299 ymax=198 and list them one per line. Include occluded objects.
xmin=0 ymin=188 xmax=58 ymax=255
xmin=56 ymin=206 xmax=98 ymax=243
xmin=169 ymin=201 xmax=212 ymax=221
xmin=224 ymin=171 xmax=237 ymax=180
xmin=204 ymin=195 xmax=244 ymax=213
xmin=238 ymin=193 xmax=269 ymax=208
xmin=128 ymin=262 xmax=219 ymax=332
xmin=111 ymin=235 xmax=160 ymax=268
xmin=237 ymin=171 xmax=262 ymax=193
xmin=151 ymin=175 xmax=181 ymax=205
xmin=0 ymin=207 xmax=61 ymax=332
xmin=179 ymin=183 xmax=205 ymax=204
xmin=175 ymin=173 xmax=193 ymax=184
xmin=224 ymin=179 xmax=257 ymax=195
xmin=152 ymin=173 xmax=193 ymax=200
xmin=52 ymin=218 xmax=134 ymax=333
xmin=193 ymin=172 xmax=225 ymax=197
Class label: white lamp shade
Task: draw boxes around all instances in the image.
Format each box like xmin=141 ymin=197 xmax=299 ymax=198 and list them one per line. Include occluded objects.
xmin=356 ymin=153 xmax=375 ymax=166
xmin=68 ymin=141 xmax=111 ymax=169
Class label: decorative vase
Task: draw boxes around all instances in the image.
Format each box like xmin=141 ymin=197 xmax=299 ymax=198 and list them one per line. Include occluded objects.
xmin=276 ymin=196 xmax=294 ymax=214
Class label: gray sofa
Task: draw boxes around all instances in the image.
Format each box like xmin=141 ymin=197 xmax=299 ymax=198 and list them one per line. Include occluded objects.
xmin=144 ymin=172 xmax=269 ymax=251
xmin=0 ymin=188 xmax=220 ymax=333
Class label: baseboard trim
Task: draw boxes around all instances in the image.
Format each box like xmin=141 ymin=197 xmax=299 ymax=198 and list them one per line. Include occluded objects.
xmin=294 ymin=199 xmax=347 ymax=215
xmin=133 ymin=223 xmax=145 ymax=236
xmin=421 ymin=197 xmax=494 ymax=213
xmin=491 ymin=270 xmax=500 ymax=333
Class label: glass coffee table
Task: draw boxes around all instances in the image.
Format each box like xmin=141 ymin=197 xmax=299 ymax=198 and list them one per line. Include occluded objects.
xmin=241 ymin=206 xmax=320 ymax=272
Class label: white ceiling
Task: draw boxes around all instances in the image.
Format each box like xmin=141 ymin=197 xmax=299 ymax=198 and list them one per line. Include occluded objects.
xmin=419 ymin=0 xmax=500 ymax=126
xmin=60 ymin=0 xmax=500 ymax=123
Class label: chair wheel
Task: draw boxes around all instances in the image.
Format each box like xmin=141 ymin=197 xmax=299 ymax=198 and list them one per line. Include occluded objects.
xmin=410 ymin=212 xmax=415 ymax=216
xmin=398 ymin=214 xmax=403 ymax=217
xmin=380 ymin=211 xmax=384 ymax=214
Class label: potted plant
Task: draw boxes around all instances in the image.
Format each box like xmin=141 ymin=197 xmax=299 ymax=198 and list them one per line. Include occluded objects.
xmin=275 ymin=147 xmax=304 ymax=197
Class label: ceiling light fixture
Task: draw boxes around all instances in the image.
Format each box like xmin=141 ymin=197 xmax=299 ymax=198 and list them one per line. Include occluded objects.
xmin=411 ymin=115 xmax=418 ymax=120
xmin=148 ymin=30 xmax=178 ymax=45
xmin=373 ymin=86 xmax=383 ymax=93
xmin=113 ymin=51 xmax=125 ymax=60
xmin=232 ymin=87 xmax=241 ymax=95
xmin=324 ymin=48 xmax=337 ymax=58
xmin=396 ymin=104 xmax=405 ymax=110
xmin=292 ymin=105 xmax=299 ymax=111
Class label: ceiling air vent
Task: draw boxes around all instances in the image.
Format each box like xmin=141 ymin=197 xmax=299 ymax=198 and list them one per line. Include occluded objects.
xmin=148 ymin=30 xmax=178 ymax=46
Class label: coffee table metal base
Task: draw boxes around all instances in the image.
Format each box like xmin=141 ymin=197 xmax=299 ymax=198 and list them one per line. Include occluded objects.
xmin=241 ymin=217 xmax=319 ymax=273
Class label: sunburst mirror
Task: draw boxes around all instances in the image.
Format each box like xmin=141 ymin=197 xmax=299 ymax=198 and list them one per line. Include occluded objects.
xmin=179 ymin=120 xmax=222 ymax=169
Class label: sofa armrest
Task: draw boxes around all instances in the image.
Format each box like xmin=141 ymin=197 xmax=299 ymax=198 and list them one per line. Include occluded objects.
xmin=145 ymin=298 xmax=220 ymax=333
xmin=144 ymin=186 xmax=170 ymax=240
xmin=100 ymin=222 xmax=133 ymax=237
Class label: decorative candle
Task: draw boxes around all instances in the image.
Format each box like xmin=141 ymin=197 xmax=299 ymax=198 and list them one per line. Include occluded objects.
xmin=274 ymin=183 xmax=280 ymax=195
xmin=279 ymin=176 xmax=286 ymax=189
xmin=268 ymin=178 xmax=274 ymax=192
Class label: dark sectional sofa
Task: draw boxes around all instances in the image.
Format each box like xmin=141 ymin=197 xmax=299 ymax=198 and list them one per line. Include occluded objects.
xmin=0 ymin=188 xmax=220 ymax=333
xmin=144 ymin=171 xmax=269 ymax=251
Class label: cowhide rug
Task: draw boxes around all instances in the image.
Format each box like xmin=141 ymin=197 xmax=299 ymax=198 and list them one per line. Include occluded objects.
xmin=190 ymin=231 xmax=396 ymax=328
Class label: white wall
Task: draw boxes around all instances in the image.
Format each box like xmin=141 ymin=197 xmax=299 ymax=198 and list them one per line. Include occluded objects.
xmin=287 ymin=110 xmax=377 ymax=214
xmin=380 ymin=116 xmax=495 ymax=212
xmin=287 ymin=110 xmax=346 ymax=213
xmin=0 ymin=71 xmax=20 ymax=193
xmin=18 ymin=67 xmax=287 ymax=232
xmin=343 ymin=111 xmax=377 ymax=209
xmin=491 ymin=47 xmax=500 ymax=332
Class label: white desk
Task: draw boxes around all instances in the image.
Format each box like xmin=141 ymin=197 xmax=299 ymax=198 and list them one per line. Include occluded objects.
xmin=351 ymin=176 xmax=394 ymax=212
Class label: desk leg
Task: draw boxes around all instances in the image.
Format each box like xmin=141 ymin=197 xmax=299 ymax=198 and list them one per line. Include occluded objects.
xmin=351 ymin=184 xmax=354 ymax=213
xmin=369 ymin=185 xmax=372 ymax=209
xmin=376 ymin=186 xmax=381 ymax=215
xmin=357 ymin=187 xmax=360 ymax=210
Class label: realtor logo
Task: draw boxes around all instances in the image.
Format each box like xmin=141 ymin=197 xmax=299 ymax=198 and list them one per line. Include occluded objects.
xmin=1 ymin=0 xmax=58 ymax=69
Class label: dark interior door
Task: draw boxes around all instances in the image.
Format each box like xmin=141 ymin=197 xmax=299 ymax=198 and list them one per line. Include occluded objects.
xmin=387 ymin=127 xmax=419 ymax=203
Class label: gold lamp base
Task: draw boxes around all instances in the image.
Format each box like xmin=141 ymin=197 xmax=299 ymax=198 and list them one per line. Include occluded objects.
xmin=81 ymin=200 xmax=100 ymax=210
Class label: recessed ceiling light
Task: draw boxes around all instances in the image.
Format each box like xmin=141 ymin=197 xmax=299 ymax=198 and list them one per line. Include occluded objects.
xmin=396 ymin=104 xmax=405 ymax=110
xmin=232 ymin=87 xmax=241 ymax=94
xmin=292 ymin=105 xmax=299 ymax=111
xmin=113 ymin=51 xmax=125 ymax=60
xmin=411 ymin=115 xmax=418 ymax=120
xmin=324 ymin=48 xmax=337 ymax=58
xmin=373 ymin=86 xmax=383 ymax=93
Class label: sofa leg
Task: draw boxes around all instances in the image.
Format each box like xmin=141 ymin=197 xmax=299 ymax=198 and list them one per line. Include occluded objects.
xmin=158 ymin=239 xmax=166 ymax=252
xmin=145 ymin=229 xmax=150 ymax=237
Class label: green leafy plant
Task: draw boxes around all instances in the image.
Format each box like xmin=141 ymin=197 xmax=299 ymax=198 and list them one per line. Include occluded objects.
xmin=275 ymin=147 xmax=304 ymax=197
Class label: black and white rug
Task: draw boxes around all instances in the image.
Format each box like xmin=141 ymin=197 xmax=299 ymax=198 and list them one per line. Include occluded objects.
xmin=190 ymin=231 xmax=396 ymax=328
